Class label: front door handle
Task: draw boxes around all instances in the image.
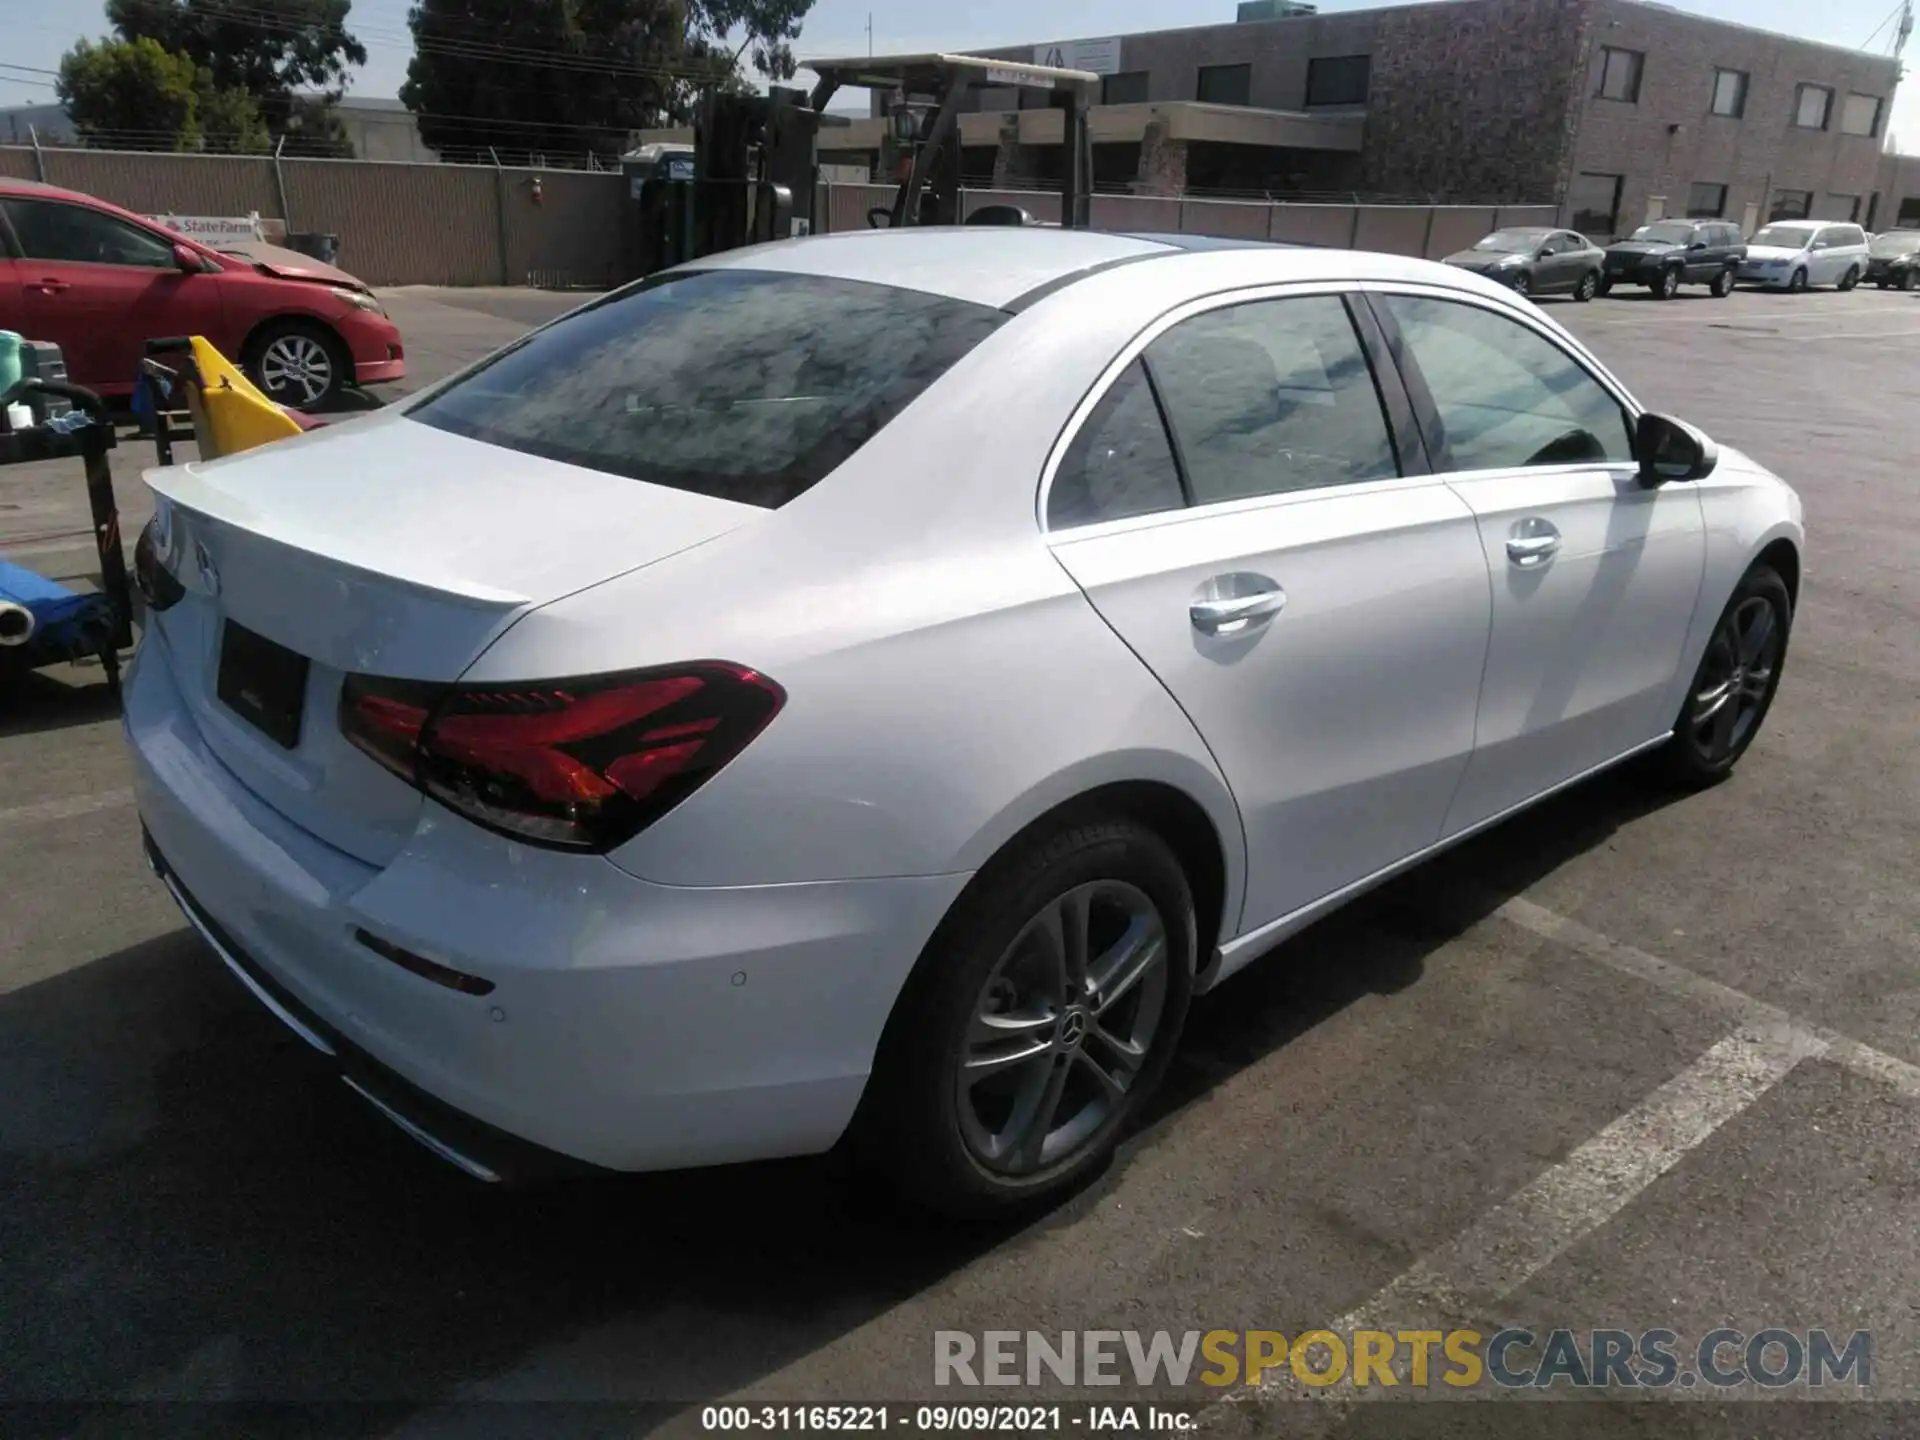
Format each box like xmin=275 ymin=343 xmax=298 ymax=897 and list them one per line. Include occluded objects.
xmin=31 ymin=278 xmax=70 ymax=294
xmin=1506 ymin=520 xmax=1562 ymax=568
xmin=1190 ymin=588 xmax=1286 ymax=635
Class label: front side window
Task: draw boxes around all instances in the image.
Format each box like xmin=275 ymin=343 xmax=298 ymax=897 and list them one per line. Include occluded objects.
xmin=409 ymin=270 xmax=1007 ymax=509
xmin=1047 ymin=361 xmax=1185 ymax=529
xmin=1795 ymin=84 xmax=1833 ymax=129
xmin=1597 ymin=47 xmax=1643 ymax=102
xmin=3 ymin=199 xmax=177 ymax=268
xmin=1146 ymin=295 xmax=1398 ymax=504
xmin=1711 ymin=68 xmax=1748 ymax=118
xmin=1377 ymin=294 xmax=1634 ymax=474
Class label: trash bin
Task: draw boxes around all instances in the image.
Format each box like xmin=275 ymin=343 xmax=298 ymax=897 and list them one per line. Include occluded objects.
xmin=286 ymin=232 xmax=341 ymax=266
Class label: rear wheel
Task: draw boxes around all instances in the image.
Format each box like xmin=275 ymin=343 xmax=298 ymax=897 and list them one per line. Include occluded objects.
xmin=1653 ymin=266 xmax=1682 ymax=300
xmin=855 ymin=817 xmax=1195 ymax=1217
xmin=1904 ymin=269 xmax=1920 ymax=292
xmin=1839 ymin=266 xmax=1861 ymax=292
xmin=1656 ymin=564 xmax=1792 ymax=788
xmin=1710 ymin=267 xmax=1734 ymax=298
xmin=1574 ymin=270 xmax=1599 ymax=302
xmin=244 ymin=319 xmax=351 ymax=410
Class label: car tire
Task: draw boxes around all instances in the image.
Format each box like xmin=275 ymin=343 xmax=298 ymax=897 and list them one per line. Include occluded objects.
xmin=1788 ymin=267 xmax=1809 ymax=294
xmin=1904 ymin=269 xmax=1920 ymax=292
xmin=1511 ymin=271 xmax=1532 ymax=297
xmin=1839 ymin=266 xmax=1861 ymax=292
xmin=1574 ymin=271 xmax=1599 ymax=302
xmin=854 ymin=816 xmax=1196 ymax=1218
xmin=1654 ymin=563 xmax=1793 ymax=790
xmin=1710 ymin=267 xmax=1734 ymax=298
xmin=1654 ymin=266 xmax=1682 ymax=299
xmin=243 ymin=318 xmax=351 ymax=411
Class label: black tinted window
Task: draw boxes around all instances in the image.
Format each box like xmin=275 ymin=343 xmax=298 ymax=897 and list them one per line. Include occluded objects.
xmin=1048 ymin=361 xmax=1185 ymax=529
xmin=4 ymin=199 xmax=175 ymax=267
xmin=1379 ymin=294 xmax=1633 ymax=472
xmin=1146 ymin=295 xmax=1398 ymax=503
xmin=409 ymin=270 xmax=1007 ymax=508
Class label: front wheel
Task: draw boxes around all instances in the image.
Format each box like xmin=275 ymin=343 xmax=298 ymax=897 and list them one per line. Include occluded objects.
xmin=854 ymin=817 xmax=1196 ymax=1217
xmin=1787 ymin=267 xmax=1809 ymax=294
xmin=1839 ymin=266 xmax=1861 ymax=292
xmin=1903 ymin=269 xmax=1920 ymax=292
xmin=244 ymin=319 xmax=350 ymax=410
xmin=1574 ymin=270 xmax=1599 ymax=302
xmin=1656 ymin=564 xmax=1792 ymax=788
xmin=1653 ymin=266 xmax=1682 ymax=299
xmin=1710 ymin=267 xmax=1734 ymax=297
xmin=1510 ymin=270 xmax=1532 ymax=298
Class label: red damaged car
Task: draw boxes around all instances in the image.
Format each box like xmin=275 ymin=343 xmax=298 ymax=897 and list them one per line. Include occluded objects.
xmin=0 ymin=177 xmax=404 ymax=410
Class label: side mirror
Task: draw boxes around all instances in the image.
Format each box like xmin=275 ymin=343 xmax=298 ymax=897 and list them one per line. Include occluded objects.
xmin=1635 ymin=412 xmax=1718 ymax=487
xmin=172 ymin=243 xmax=203 ymax=273
xmin=866 ymin=206 xmax=894 ymax=230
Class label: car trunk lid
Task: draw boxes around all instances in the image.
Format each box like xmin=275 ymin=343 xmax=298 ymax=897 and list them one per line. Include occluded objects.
xmin=142 ymin=411 xmax=759 ymax=865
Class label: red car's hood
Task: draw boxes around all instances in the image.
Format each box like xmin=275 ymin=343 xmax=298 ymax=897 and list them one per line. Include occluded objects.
xmin=216 ymin=240 xmax=371 ymax=292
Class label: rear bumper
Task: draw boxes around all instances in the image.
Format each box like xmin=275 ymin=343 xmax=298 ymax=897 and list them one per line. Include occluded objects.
xmin=122 ymin=632 xmax=970 ymax=1178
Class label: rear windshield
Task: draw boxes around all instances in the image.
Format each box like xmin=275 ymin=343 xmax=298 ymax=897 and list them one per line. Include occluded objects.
xmin=408 ymin=269 xmax=1009 ymax=508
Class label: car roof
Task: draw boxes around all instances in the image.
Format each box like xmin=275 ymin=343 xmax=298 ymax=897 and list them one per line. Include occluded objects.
xmin=691 ymin=226 xmax=1474 ymax=310
xmin=0 ymin=176 xmax=99 ymax=204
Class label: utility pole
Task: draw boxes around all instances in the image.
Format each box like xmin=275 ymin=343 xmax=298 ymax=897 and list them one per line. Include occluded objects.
xmin=867 ymin=13 xmax=874 ymax=56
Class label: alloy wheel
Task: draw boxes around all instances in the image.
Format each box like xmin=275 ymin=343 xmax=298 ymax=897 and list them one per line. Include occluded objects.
xmin=956 ymin=880 xmax=1170 ymax=1177
xmin=1511 ymin=271 xmax=1531 ymax=297
xmin=260 ymin=334 xmax=334 ymax=406
xmin=1687 ymin=596 xmax=1782 ymax=765
xmin=1575 ymin=272 xmax=1597 ymax=301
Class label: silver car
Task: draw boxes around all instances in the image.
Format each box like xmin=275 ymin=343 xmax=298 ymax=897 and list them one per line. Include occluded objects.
xmin=125 ymin=230 xmax=1804 ymax=1214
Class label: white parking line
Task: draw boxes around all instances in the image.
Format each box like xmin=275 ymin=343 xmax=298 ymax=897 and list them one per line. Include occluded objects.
xmin=1495 ymin=897 xmax=1920 ymax=1101
xmin=1215 ymin=1023 xmax=1817 ymax=1413
xmin=0 ymin=787 xmax=134 ymax=832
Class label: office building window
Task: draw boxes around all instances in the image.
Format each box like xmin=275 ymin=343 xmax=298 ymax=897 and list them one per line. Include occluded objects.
xmin=1794 ymin=84 xmax=1833 ymax=129
xmin=1305 ymin=54 xmax=1370 ymax=106
xmin=1824 ymin=193 xmax=1861 ymax=222
xmin=1686 ymin=182 xmax=1728 ymax=218
xmin=1841 ymin=93 xmax=1883 ymax=136
xmin=1102 ymin=71 xmax=1150 ymax=105
xmin=1597 ymin=47 xmax=1643 ymax=102
xmin=1899 ymin=197 xmax=1920 ymax=226
xmin=1770 ymin=189 xmax=1813 ymax=220
xmin=1197 ymin=63 xmax=1252 ymax=105
xmin=1710 ymin=68 xmax=1748 ymax=118
xmin=1568 ymin=171 xmax=1624 ymax=236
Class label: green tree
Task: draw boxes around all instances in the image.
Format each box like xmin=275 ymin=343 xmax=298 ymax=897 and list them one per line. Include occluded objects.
xmin=193 ymin=80 xmax=273 ymax=153
xmin=56 ymin=36 xmax=201 ymax=149
xmin=105 ymin=0 xmax=366 ymax=152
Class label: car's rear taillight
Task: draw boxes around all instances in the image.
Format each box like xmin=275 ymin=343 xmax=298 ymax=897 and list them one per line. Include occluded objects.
xmin=339 ymin=663 xmax=784 ymax=852
xmin=133 ymin=516 xmax=186 ymax=613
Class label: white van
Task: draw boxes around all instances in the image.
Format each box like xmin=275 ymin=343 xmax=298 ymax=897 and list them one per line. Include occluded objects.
xmin=1736 ymin=219 xmax=1870 ymax=292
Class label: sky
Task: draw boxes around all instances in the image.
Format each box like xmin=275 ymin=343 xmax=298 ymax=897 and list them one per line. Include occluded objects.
xmin=1 ymin=0 xmax=1913 ymax=148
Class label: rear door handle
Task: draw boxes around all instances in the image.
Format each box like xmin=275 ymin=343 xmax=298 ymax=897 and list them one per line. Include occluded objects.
xmin=1506 ymin=520 xmax=1562 ymax=568
xmin=1190 ymin=588 xmax=1286 ymax=635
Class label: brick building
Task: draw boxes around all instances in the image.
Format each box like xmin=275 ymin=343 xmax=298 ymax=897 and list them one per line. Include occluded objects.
xmin=817 ymin=0 xmax=1902 ymax=236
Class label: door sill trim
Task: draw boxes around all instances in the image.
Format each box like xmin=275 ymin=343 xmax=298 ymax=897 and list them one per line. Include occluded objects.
xmin=1206 ymin=733 xmax=1672 ymax=986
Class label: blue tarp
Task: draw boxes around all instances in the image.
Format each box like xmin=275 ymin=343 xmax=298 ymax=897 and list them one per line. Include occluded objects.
xmin=0 ymin=558 xmax=115 ymax=655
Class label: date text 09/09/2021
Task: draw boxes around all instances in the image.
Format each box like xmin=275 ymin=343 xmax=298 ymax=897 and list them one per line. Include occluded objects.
xmin=701 ymin=1406 xmax=1195 ymax=1432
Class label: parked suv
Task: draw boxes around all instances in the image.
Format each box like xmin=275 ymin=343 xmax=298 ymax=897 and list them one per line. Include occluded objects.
xmin=1866 ymin=229 xmax=1920 ymax=289
xmin=1737 ymin=220 xmax=1870 ymax=292
xmin=1599 ymin=219 xmax=1745 ymax=299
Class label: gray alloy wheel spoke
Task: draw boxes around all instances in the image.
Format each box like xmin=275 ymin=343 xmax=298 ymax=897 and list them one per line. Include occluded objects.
xmin=961 ymin=1032 xmax=1054 ymax=1087
xmin=1737 ymin=602 xmax=1775 ymax=665
xmin=1008 ymin=1058 xmax=1073 ymax=1171
xmin=1693 ymin=679 xmax=1734 ymax=723
xmin=1087 ymin=917 xmax=1165 ymax=1017
xmin=1709 ymin=689 xmax=1740 ymax=754
xmin=1075 ymin=1048 xmax=1127 ymax=1103
xmin=1088 ymin=1021 xmax=1148 ymax=1069
xmin=1741 ymin=666 xmax=1774 ymax=700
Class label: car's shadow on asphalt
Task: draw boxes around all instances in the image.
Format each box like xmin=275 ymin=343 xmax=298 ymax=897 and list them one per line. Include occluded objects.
xmin=0 ymin=664 xmax=126 ymax=738
xmin=0 ymin=765 xmax=1685 ymax=1431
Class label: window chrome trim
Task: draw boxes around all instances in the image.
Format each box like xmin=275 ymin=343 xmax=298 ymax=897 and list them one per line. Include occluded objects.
xmin=1038 ymin=278 xmax=1415 ymax=537
xmin=1039 ymin=276 xmax=1649 ymax=538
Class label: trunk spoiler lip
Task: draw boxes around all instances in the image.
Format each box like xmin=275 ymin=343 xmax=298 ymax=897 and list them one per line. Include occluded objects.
xmin=140 ymin=461 xmax=532 ymax=609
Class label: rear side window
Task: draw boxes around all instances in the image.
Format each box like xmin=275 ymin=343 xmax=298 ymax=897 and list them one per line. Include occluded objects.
xmin=1048 ymin=361 xmax=1185 ymax=529
xmin=1145 ymin=295 xmax=1399 ymax=503
xmin=409 ymin=269 xmax=1008 ymax=508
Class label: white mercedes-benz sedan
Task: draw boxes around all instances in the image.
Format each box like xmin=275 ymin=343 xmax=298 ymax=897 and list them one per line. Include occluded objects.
xmin=125 ymin=228 xmax=1804 ymax=1213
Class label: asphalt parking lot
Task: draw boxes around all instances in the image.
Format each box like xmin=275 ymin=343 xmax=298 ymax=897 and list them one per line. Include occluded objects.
xmin=2 ymin=279 xmax=1917 ymax=1438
